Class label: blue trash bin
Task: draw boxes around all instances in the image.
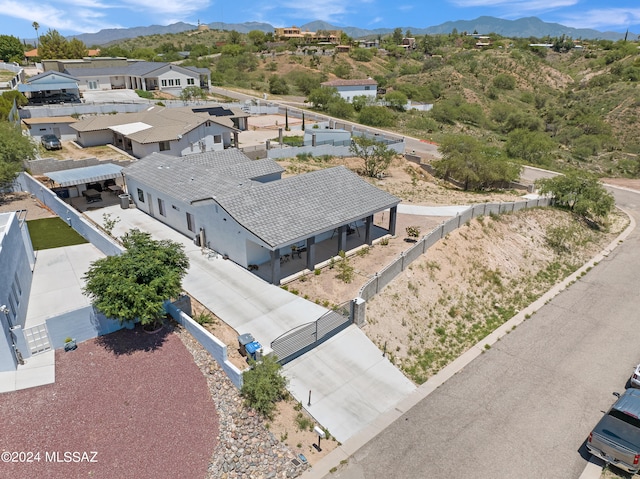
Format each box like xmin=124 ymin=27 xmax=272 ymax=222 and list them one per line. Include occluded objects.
xmin=245 ymin=341 xmax=262 ymax=361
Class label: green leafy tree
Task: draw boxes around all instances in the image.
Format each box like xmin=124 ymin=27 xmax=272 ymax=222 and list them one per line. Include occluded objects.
xmin=0 ymin=122 xmax=36 ymax=188
xmin=433 ymin=135 xmax=520 ymax=191
xmin=359 ymin=106 xmax=396 ymax=127
xmin=384 ymin=91 xmax=408 ymax=111
xmin=247 ymin=30 xmax=266 ymax=50
xmin=38 ymin=29 xmax=69 ymax=59
xmin=392 ymin=27 xmax=403 ymax=45
xmin=308 ymin=86 xmax=340 ymax=111
xmin=228 ymin=30 xmax=242 ymax=45
xmin=505 ymin=129 xmax=556 ymax=165
xmin=0 ymin=35 xmax=24 ymax=63
xmin=350 ymin=135 xmax=397 ymax=178
xmin=327 ymin=98 xmax=354 ymax=119
xmin=241 ymin=355 xmax=288 ymax=419
xmin=83 ymin=229 xmax=189 ymax=327
xmin=180 ymin=86 xmax=206 ymax=102
xmin=66 ymin=38 xmax=88 ymax=58
xmin=535 ymin=172 xmax=614 ymax=227
xmin=492 ymin=73 xmax=516 ymax=90
xmin=268 ymin=74 xmax=289 ymax=95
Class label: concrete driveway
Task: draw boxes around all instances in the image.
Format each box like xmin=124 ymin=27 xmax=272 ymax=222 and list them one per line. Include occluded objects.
xmin=284 ymin=325 xmax=416 ymax=442
xmin=85 ymin=205 xmax=416 ymax=441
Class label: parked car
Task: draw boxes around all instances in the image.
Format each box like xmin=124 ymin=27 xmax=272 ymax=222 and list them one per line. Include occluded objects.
xmin=630 ymin=364 xmax=640 ymax=388
xmin=41 ymin=134 xmax=61 ymax=150
xmin=587 ymin=388 xmax=640 ymax=474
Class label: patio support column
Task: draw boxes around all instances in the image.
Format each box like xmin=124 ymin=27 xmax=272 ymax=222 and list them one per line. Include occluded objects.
xmin=306 ymin=237 xmax=316 ymax=271
xmin=364 ymin=215 xmax=373 ymax=245
xmin=269 ymin=249 xmax=281 ymax=285
xmin=337 ymin=225 xmax=347 ymax=254
xmin=233 ymin=132 xmax=239 ymax=148
xmin=389 ymin=206 xmax=397 ymax=236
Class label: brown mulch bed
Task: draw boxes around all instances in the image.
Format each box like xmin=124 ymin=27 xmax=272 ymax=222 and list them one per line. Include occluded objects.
xmin=0 ymin=324 xmax=219 ymax=478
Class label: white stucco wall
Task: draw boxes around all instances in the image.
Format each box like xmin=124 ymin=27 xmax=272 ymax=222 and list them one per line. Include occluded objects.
xmin=125 ymin=176 xmax=271 ymax=267
xmin=75 ymin=130 xmax=113 ymax=147
xmin=0 ymin=213 xmax=34 ymax=371
xmin=335 ymin=85 xmax=377 ymax=102
xmin=77 ymin=75 xmax=112 ymax=91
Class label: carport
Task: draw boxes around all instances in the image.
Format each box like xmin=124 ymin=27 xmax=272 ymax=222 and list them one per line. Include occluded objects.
xmin=43 ymin=164 xmax=125 ymax=203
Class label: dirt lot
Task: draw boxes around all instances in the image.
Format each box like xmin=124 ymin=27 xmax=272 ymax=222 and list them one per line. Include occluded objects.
xmin=41 ymin=141 xmax=134 ymax=162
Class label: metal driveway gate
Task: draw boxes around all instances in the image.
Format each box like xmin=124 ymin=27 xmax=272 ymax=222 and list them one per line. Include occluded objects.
xmin=271 ymin=305 xmax=351 ymax=365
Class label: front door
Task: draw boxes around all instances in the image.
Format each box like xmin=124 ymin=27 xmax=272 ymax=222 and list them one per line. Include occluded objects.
xmin=147 ymin=193 xmax=154 ymax=216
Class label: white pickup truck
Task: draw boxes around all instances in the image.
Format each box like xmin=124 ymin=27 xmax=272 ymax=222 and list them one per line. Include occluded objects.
xmin=587 ymin=388 xmax=640 ymax=474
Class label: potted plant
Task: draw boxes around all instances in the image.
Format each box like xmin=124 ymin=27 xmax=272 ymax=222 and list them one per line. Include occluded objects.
xmin=64 ymin=337 xmax=77 ymax=351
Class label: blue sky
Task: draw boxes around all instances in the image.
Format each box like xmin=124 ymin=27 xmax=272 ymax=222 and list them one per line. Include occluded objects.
xmin=1 ymin=0 xmax=639 ymax=41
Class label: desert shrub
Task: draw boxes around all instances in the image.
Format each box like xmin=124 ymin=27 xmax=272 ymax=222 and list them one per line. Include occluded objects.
xmin=241 ymin=355 xmax=288 ymax=420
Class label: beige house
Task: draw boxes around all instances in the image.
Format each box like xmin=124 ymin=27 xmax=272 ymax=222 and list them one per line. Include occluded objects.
xmin=70 ymin=106 xmax=242 ymax=158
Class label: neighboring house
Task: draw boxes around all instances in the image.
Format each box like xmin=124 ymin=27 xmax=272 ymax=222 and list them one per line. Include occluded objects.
xmin=274 ymin=27 xmax=341 ymax=44
xmin=22 ymin=116 xmax=78 ymax=141
xmin=17 ymin=70 xmax=80 ymax=102
xmin=401 ymin=38 xmax=416 ymax=50
xmin=320 ymin=78 xmax=378 ymax=103
xmin=0 ymin=62 xmax=24 ymax=91
xmin=124 ymin=149 xmax=400 ymax=284
xmin=0 ymin=211 xmax=35 ymax=372
xmin=70 ymin=106 xmax=240 ymax=158
xmin=42 ymin=57 xmax=210 ymax=96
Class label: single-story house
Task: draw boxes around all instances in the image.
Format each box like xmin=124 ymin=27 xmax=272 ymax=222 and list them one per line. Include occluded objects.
xmin=43 ymin=58 xmax=210 ymax=96
xmin=17 ymin=71 xmax=80 ymax=102
xmin=320 ymin=78 xmax=378 ymax=103
xmin=22 ymin=116 xmax=78 ymax=141
xmin=124 ymin=149 xmax=399 ymax=284
xmin=70 ymin=106 xmax=240 ymax=158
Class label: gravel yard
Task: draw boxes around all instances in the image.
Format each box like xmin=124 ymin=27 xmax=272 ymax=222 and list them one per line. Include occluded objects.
xmin=0 ymin=325 xmax=219 ymax=479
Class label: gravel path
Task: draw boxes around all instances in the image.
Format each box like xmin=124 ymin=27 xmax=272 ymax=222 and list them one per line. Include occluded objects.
xmin=175 ymin=324 xmax=309 ymax=479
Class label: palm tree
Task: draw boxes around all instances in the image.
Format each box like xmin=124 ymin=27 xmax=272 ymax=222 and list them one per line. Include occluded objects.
xmin=32 ymin=21 xmax=39 ymax=48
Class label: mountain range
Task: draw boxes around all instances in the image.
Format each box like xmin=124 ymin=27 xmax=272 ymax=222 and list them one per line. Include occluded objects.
xmin=69 ymin=16 xmax=634 ymax=47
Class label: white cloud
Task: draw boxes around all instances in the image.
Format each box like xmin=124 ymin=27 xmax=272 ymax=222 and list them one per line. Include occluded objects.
xmin=559 ymin=8 xmax=640 ymax=30
xmin=112 ymin=0 xmax=210 ymax=17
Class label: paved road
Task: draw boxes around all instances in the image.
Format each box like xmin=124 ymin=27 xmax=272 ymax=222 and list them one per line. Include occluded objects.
xmin=321 ymin=187 xmax=640 ymax=479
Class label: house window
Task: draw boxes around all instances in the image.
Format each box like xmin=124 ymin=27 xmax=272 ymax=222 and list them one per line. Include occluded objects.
xmin=159 ymin=141 xmax=170 ymax=151
xmin=158 ymin=198 xmax=165 ymax=216
xmin=88 ymin=81 xmax=98 ymax=90
xmin=214 ymin=135 xmax=221 ymax=144
xmin=186 ymin=212 xmax=195 ymax=233
xmin=137 ymin=188 xmax=144 ymax=202
xmin=172 ymin=205 xmax=180 ymax=211
xmin=11 ymin=284 xmax=19 ymax=307
xmin=168 ymin=79 xmax=174 ymax=86
xmin=175 ymin=79 xmax=181 ymax=86
xmin=161 ymin=79 xmax=167 ymax=87
xmin=187 ymin=78 xmax=195 ymax=85
xmin=14 ymin=273 xmax=21 ymax=295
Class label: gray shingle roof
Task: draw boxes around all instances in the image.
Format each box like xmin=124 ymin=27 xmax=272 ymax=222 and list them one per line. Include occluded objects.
xmin=124 ymin=151 xmax=283 ymax=203
xmin=218 ymin=166 xmax=400 ymax=247
xmin=126 ymin=153 xmax=399 ymax=249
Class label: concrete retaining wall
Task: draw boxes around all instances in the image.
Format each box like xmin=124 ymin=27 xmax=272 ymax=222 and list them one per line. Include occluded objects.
xmin=45 ymin=306 xmax=124 ymax=351
xmin=165 ymin=300 xmax=245 ymax=389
